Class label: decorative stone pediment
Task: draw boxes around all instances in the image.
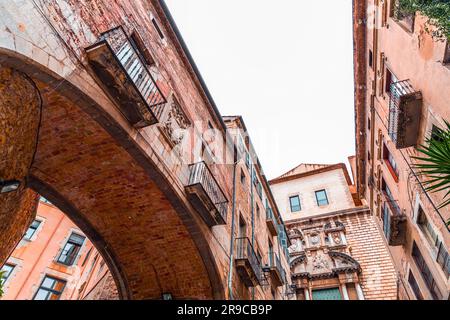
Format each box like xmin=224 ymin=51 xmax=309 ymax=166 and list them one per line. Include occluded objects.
xmin=158 ymin=94 xmax=191 ymax=151
xmin=291 ymin=250 xmax=361 ymax=280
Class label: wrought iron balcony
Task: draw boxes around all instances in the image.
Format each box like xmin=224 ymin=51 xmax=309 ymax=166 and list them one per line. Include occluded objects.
xmin=388 ymin=80 xmax=422 ymax=149
xmin=185 ymin=161 xmax=228 ymax=227
xmin=86 ymin=26 xmax=166 ymax=128
xmin=265 ymin=207 xmax=278 ymax=237
xmin=265 ymin=253 xmax=285 ymax=287
xmin=382 ymin=191 xmax=407 ymax=246
xmin=235 ymin=237 xmax=264 ymax=287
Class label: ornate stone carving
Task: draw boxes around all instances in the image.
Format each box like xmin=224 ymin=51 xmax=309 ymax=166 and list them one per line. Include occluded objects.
xmin=288 ymin=238 xmax=303 ymax=254
xmin=312 ymin=252 xmax=329 ymax=271
xmin=159 ymin=95 xmax=191 ymax=149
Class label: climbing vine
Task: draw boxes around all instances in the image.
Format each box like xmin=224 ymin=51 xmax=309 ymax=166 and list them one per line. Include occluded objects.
xmin=397 ymin=0 xmax=450 ymax=40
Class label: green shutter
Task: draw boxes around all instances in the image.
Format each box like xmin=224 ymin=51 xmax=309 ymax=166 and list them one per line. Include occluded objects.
xmin=312 ymin=288 xmax=342 ymax=300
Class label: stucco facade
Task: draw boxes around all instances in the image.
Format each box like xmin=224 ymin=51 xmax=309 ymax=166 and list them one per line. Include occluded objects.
xmin=353 ymin=0 xmax=450 ymax=300
xmin=0 ymin=199 xmax=118 ymax=300
xmin=270 ymin=162 xmax=398 ymax=300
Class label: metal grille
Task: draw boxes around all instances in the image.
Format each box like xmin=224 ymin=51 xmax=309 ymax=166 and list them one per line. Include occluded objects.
xmin=235 ymin=237 xmax=264 ymax=286
xmin=187 ymin=161 xmax=228 ymax=222
xmin=100 ymin=27 xmax=166 ymax=110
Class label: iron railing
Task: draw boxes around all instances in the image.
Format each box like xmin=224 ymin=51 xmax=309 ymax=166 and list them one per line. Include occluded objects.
xmin=388 ymin=79 xmax=422 ymax=148
xmin=269 ymin=252 xmax=285 ymax=283
xmin=187 ymin=161 xmax=228 ymax=222
xmin=235 ymin=237 xmax=263 ymax=285
xmin=99 ymin=27 xmax=166 ymax=111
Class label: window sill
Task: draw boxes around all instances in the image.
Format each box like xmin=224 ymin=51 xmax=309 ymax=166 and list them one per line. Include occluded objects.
xmin=385 ymin=161 xmax=399 ymax=183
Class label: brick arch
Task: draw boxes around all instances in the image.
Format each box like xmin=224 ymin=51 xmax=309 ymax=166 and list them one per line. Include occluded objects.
xmin=0 ymin=50 xmax=225 ymax=300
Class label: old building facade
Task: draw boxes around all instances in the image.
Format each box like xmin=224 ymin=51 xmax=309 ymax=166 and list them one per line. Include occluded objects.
xmin=0 ymin=198 xmax=117 ymax=300
xmin=270 ymin=162 xmax=398 ymax=300
xmin=353 ymin=0 xmax=450 ymax=300
xmin=0 ymin=0 xmax=291 ymax=299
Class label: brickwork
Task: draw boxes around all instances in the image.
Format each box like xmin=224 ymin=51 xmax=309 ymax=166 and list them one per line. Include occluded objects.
xmin=342 ymin=212 xmax=398 ymax=300
xmin=0 ymin=67 xmax=40 ymax=265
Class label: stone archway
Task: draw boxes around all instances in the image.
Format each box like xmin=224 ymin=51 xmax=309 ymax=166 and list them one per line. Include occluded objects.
xmin=0 ymin=50 xmax=225 ymax=300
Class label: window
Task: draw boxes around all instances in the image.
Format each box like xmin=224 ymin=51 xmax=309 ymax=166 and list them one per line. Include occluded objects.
xmin=368 ymin=118 xmax=371 ymax=131
xmin=369 ymin=49 xmax=373 ymax=69
xmin=33 ymin=276 xmax=66 ymax=300
xmin=315 ymin=190 xmax=329 ymax=206
xmin=385 ymin=67 xmax=397 ymax=95
xmin=436 ymin=241 xmax=449 ymax=279
xmin=444 ymin=41 xmax=450 ymax=64
xmin=383 ymin=143 xmax=399 ymax=181
xmin=289 ymin=196 xmax=301 ymax=212
xmin=382 ymin=202 xmax=391 ymax=240
xmin=245 ymin=152 xmax=250 ymax=168
xmin=431 ymin=125 xmax=444 ymax=143
xmin=312 ymin=288 xmax=342 ymax=300
xmin=130 ymin=31 xmax=155 ymax=66
xmin=417 ymin=206 xmax=438 ymax=249
xmin=256 ymin=204 xmax=260 ymax=219
xmin=408 ymin=271 xmax=423 ymax=300
xmin=1 ymin=264 xmax=15 ymax=285
xmin=412 ymin=242 xmax=442 ymax=300
xmin=24 ymin=220 xmax=41 ymax=240
xmin=240 ymin=169 xmax=246 ymax=186
xmin=57 ymin=233 xmax=86 ymax=266
xmin=151 ymin=18 xmax=165 ymax=40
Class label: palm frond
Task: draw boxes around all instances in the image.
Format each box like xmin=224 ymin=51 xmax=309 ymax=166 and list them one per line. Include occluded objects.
xmin=412 ymin=120 xmax=450 ymax=209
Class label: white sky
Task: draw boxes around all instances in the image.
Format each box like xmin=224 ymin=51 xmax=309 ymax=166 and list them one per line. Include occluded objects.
xmin=165 ymin=0 xmax=356 ymax=179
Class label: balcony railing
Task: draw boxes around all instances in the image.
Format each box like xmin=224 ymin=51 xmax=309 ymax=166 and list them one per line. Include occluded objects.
xmin=266 ymin=207 xmax=278 ymax=237
xmin=185 ymin=161 xmax=228 ymax=227
xmin=388 ymin=80 xmax=422 ymax=149
xmin=382 ymin=191 xmax=407 ymax=246
xmin=235 ymin=237 xmax=263 ymax=287
xmin=86 ymin=26 xmax=166 ymax=128
xmin=267 ymin=252 xmax=285 ymax=287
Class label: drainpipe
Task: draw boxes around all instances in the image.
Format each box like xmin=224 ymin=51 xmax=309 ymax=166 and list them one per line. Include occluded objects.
xmin=227 ymin=151 xmax=239 ymax=300
xmin=249 ymin=162 xmax=256 ymax=301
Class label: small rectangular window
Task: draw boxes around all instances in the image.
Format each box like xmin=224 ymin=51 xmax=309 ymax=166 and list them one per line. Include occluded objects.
xmin=130 ymin=31 xmax=155 ymax=66
xmin=315 ymin=190 xmax=329 ymax=206
xmin=289 ymin=196 xmax=301 ymax=212
xmin=24 ymin=220 xmax=41 ymax=240
xmin=385 ymin=67 xmax=397 ymax=95
xmin=256 ymin=204 xmax=260 ymax=219
xmin=431 ymin=125 xmax=444 ymax=143
xmin=1 ymin=264 xmax=15 ymax=285
xmin=152 ymin=18 xmax=165 ymax=40
xmin=240 ymin=169 xmax=246 ymax=185
xmin=33 ymin=276 xmax=66 ymax=300
xmin=57 ymin=233 xmax=86 ymax=266
xmin=369 ymin=49 xmax=373 ymax=69
xmin=383 ymin=143 xmax=399 ymax=181
xmin=444 ymin=42 xmax=450 ymax=64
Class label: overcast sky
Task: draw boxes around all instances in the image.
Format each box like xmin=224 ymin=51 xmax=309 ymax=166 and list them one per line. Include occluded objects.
xmin=165 ymin=0 xmax=355 ymax=179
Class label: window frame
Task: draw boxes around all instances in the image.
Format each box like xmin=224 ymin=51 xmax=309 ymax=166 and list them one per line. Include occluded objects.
xmin=23 ymin=219 xmax=42 ymax=241
xmin=383 ymin=143 xmax=399 ymax=182
xmin=57 ymin=232 xmax=86 ymax=266
xmin=411 ymin=242 xmax=442 ymax=300
xmin=315 ymin=190 xmax=329 ymax=206
xmin=289 ymin=195 xmax=301 ymax=213
xmin=0 ymin=263 xmax=15 ymax=285
xmin=33 ymin=275 xmax=66 ymax=301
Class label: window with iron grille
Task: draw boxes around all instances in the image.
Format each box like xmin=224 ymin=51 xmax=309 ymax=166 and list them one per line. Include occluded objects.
xmin=315 ymin=190 xmax=329 ymax=206
xmin=33 ymin=276 xmax=66 ymax=300
xmin=436 ymin=241 xmax=449 ymax=279
xmin=412 ymin=242 xmax=442 ymax=300
xmin=57 ymin=233 xmax=86 ymax=266
xmin=289 ymin=196 xmax=301 ymax=212
xmin=408 ymin=271 xmax=423 ymax=300
xmin=24 ymin=220 xmax=41 ymax=241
